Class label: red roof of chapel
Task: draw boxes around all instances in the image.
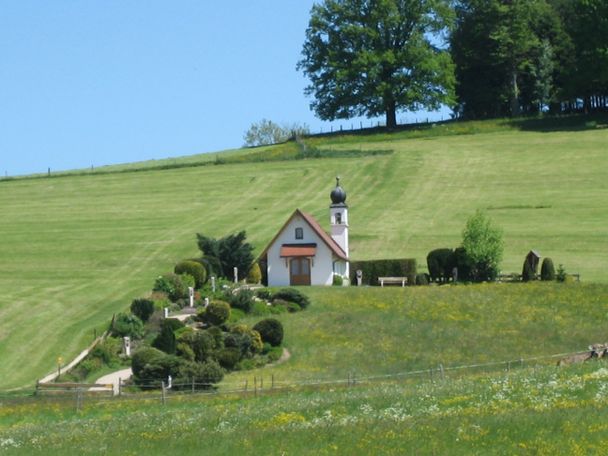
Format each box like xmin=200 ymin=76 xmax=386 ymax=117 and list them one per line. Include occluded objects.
xmin=259 ymin=209 xmax=347 ymax=261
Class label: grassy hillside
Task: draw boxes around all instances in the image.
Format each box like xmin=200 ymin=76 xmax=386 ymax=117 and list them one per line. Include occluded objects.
xmin=227 ymin=283 xmax=608 ymax=386
xmin=0 ymin=117 xmax=607 ymax=389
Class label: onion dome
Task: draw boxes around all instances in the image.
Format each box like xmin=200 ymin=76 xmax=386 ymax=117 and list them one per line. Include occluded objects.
xmin=330 ymin=176 xmax=347 ymax=205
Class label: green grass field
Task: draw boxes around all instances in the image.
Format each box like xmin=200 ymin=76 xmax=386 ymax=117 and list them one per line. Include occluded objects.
xmin=227 ymin=283 xmax=608 ymax=387
xmin=0 ymin=117 xmax=607 ymax=389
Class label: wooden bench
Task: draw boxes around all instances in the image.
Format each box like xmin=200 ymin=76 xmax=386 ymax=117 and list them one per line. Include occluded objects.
xmin=378 ymin=277 xmax=407 ymax=287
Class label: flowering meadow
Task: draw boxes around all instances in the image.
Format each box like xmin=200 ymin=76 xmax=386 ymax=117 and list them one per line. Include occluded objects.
xmin=2 ymin=362 xmax=608 ymax=454
xmin=2 ymin=283 xmax=607 ymax=454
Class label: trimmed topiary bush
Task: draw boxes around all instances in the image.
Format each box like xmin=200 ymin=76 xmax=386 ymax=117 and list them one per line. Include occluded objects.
xmin=332 ymin=274 xmax=343 ymax=286
xmin=131 ymin=348 xmax=183 ymax=385
xmin=163 ymin=318 xmax=185 ymax=332
xmin=426 ymin=248 xmax=453 ymax=283
xmin=216 ymin=347 xmax=241 ymax=369
xmin=451 ymin=247 xmax=472 ymax=282
xmin=200 ymin=300 xmax=231 ymax=326
xmin=272 ymin=288 xmax=310 ymax=309
xmin=246 ymin=263 xmax=262 ymax=284
xmin=253 ymin=318 xmax=284 ymax=347
xmin=541 ymin=257 xmax=556 ymax=281
xmin=522 ymin=259 xmax=535 ymax=282
xmin=174 ymin=260 xmax=207 ymax=288
xmin=177 ymin=360 xmax=224 ymax=387
xmin=130 ymin=298 xmax=155 ymax=322
xmin=349 ymin=258 xmax=417 ymax=286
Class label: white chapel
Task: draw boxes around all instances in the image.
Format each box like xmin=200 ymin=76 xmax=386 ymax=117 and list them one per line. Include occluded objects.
xmin=260 ymin=178 xmax=350 ymax=286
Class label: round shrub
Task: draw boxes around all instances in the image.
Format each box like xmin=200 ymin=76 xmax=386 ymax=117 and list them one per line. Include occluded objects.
xmin=426 ymin=248 xmax=454 ymax=283
xmin=332 ymin=274 xmax=343 ymax=286
xmin=247 ymin=263 xmax=262 ymax=284
xmin=132 ymin=350 xmax=183 ymax=385
xmin=272 ymin=288 xmax=310 ymax=309
xmin=175 ymin=260 xmax=207 ymax=288
xmin=177 ymin=360 xmax=224 ymax=387
xmin=200 ymin=300 xmax=231 ymax=326
xmin=179 ymin=330 xmax=218 ymax=363
xmin=111 ymin=313 xmax=144 ymax=339
xmin=253 ymin=318 xmax=284 ymax=347
xmin=130 ymin=298 xmax=155 ymax=322
xmin=541 ymin=257 xmax=556 ymax=281
xmin=131 ymin=347 xmax=165 ymax=379
xmin=216 ymin=347 xmax=241 ymax=369
xmin=163 ymin=318 xmax=185 ymax=332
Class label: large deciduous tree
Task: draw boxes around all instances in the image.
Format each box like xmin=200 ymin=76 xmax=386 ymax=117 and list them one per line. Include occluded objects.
xmin=298 ymin=0 xmax=456 ymax=129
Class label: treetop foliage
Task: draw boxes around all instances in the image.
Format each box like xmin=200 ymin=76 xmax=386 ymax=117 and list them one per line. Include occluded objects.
xmin=298 ymin=0 xmax=456 ymax=129
xmin=243 ymin=119 xmax=310 ymax=147
xmin=461 ymin=210 xmax=504 ymax=281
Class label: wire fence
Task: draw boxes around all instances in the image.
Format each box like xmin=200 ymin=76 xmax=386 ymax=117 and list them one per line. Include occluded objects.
xmin=0 ymin=349 xmax=590 ymax=411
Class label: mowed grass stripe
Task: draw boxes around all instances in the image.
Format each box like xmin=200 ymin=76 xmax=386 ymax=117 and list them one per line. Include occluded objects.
xmin=0 ymin=125 xmax=607 ymax=388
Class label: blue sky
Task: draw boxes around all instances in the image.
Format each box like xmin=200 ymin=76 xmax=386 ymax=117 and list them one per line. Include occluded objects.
xmin=1 ymin=1 xmax=450 ymax=176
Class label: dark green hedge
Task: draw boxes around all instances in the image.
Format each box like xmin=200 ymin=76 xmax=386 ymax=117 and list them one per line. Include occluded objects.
xmin=349 ymin=259 xmax=417 ymax=286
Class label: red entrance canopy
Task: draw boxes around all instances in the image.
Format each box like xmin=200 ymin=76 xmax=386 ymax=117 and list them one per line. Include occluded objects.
xmin=280 ymin=243 xmax=317 ymax=258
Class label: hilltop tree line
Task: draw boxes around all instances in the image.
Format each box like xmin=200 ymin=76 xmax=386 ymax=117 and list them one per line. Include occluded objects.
xmin=298 ymin=0 xmax=608 ymax=125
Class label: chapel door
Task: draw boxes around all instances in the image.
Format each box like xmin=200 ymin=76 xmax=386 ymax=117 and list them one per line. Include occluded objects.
xmin=290 ymin=258 xmax=311 ymax=286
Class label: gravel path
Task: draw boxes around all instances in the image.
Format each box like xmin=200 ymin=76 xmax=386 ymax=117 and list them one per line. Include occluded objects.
xmin=90 ymin=367 xmax=132 ymax=395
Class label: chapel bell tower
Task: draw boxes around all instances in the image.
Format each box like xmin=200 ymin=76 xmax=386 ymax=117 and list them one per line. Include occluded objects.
xmin=329 ymin=176 xmax=349 ymax=257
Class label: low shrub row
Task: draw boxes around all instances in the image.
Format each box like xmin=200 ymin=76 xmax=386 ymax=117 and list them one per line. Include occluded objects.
xmin=349 ymin=259 xmax=417 ymax=286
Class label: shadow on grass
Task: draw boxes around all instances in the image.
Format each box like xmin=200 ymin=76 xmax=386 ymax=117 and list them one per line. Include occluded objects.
xmin=506 ymin=112 xmax=608 ymax=133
